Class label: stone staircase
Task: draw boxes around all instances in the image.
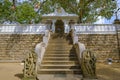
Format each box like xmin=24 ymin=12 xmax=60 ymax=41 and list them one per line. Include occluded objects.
xmin=37 ymin=33 xmax=82 ymax=80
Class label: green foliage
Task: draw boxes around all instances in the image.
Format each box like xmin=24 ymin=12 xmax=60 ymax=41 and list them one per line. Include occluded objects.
xmin=0 ymin=0 xmax=13 ymax=23
xmin=41 ymin=0 xmax=117 ymax=23
xmin=0 ymin=0 xmax=117 ymax=24
xmin=16 ymin=2 xmax=37 ymax=24
xmin=40 ymin=0 xmax=53 ymax=14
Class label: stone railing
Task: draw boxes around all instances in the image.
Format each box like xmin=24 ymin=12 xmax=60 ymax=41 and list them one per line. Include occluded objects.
xmin=0 ymin=24 xmax=46 ymax=34
xmin=35 ymin=30 xmax=50 ymax=64
xmin=70 ymin=29 xmax=79 ymax=44
xmin=70 ymin=29 xmax=86 ymax=62
xmin=23 ymin=30 xmax=50 ymax=78
xmin=72 ymin=24 xmax=119 ymax=34
xmin=71 ymin=29 xmax=97 ymax=79
xmin=36 ymin=30 xmax=50 ymax=75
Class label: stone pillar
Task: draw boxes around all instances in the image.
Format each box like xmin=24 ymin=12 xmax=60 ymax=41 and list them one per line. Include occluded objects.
xmin=63 ymin=20 xmax=69 ymax=33
xmin=52 ymin=20 xmax=56 ymax=33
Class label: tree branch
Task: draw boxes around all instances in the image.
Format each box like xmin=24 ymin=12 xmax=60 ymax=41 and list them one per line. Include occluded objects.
xmin=36 ymin=0 xmax=48 ymax=13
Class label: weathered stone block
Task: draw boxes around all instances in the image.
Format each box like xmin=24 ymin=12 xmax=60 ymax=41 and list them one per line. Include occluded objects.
xmin=78 ymin=34 xmax=119 ymax=61
xmin=0 ymin=34 xmax=43 ymax=62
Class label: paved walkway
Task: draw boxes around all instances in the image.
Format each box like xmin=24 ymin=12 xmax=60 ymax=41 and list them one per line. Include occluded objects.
xmin=0 ymin=63 xmax=120 ymax=80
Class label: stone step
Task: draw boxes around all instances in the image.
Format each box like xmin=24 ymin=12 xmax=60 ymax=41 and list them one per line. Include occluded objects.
xmin=46 ymin=50 xmax=72 ymax=52
xmin=45 ymin=51 xmax=76 ymax=54
xmin=44 ymin=54 xmax=76 ymax=57
xmin=49 ymin=39 xmax=72 ymax=42
xmin=37 ymin=74 xmax=83 ymax=80
xmin=49 ymin=39 xmax=72 ymax=43
xmin=50 ymin=35 xmax=71 ymax=38
xmin=37 ymin=69 xmax=81 ymax=74
xmin=39 ymin=64 xmax=80 ymax=69
xmin=48 ymin=42 xmax=72 ymax=47
xmin=47 ymin=45 xmax=73 ymax=48
xmin=46 ymin=46 xmax=75 ymax=50
xmin=42 ymin=60 xmax=78 ymax=62
xmin=41 ymin=61 xmax=79 ymax=65
xmin=47 ymin=43 xmax=73 ymax=48
xmin=43 ymin=57 xmax=77 ymax=61
xmin=49 ymin=39 xmax=71 ymax=41
xmin=46 ymin=47 xmax=73 ymax=51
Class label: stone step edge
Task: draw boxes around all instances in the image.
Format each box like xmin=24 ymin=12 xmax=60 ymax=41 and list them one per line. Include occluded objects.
xmin=38 ymin=69 xmax=81 ymax=71
xmin=44 ymin=53 xmax=76 ymax=55
xmin=43 ymin=57 xmax=76 ymax=58
xmin=42 ymin=61 xmax=78 ymax=63
xmin=45 ymin=51 xmax=75 ymax=52
xmin=40 ymin=64 xmax=80 ymax=66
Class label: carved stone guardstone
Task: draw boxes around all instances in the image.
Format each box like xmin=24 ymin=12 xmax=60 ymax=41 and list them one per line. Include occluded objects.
xmin=23 ymin=50 xmax=37 ymax=79
xmin=81 ymin=50 xmax=97 ymax=80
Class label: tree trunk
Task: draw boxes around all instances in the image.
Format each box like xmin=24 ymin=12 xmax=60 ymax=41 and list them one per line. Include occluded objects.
xmin=12 ymin=0 xmax=16 ymax=8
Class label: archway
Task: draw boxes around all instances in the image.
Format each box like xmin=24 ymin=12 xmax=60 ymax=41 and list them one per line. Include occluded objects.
xmin=55 ymin=20 xmax=64 ymax=33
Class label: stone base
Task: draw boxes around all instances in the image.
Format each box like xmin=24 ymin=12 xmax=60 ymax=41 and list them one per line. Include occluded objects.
xmin=37 ymin=74 xmax=83 ymax=80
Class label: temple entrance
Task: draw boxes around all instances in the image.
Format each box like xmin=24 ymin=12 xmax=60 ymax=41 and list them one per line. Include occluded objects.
xmin=55 ymin=20 xmax=64 ymax=33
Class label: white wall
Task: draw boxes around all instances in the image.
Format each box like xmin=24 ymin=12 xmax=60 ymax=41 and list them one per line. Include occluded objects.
xmin=0 ymin=24 xmax=47 ymax=34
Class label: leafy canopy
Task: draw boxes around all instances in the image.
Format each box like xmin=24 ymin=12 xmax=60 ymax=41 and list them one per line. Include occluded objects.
xmin=16 ymin=2 xmax=37 ymax=24
xmin=0 ymin=0 xmax=117 ymax=24
xmin=40 ymin=0 xmax=117 ymax=23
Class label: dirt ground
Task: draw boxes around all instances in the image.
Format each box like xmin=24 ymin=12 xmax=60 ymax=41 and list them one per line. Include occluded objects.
xmin=0 ymin=63 xmax=23 ymax=80
xmin=0 ymin=62 xmax=120 ymax=80
xmin=96 ymin=63 xmax=120 ymax=80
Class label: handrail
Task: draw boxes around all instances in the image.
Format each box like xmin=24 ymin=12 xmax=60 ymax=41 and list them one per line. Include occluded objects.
xmin=70 ymin=29 xmax=86 ymax=58
xmin=35 ymin=30 xmax=50 ymax=63
xmin=23 ymin=30 xmax=51 ymax=78
xmin=74 ymin=42 xmax=86 ymax=64
xmin=70 ymin=29 xmax=97 ymax=79
xmin=34 ymin=30 xmax=50 ymax=76
xmin=70 ymin=29 xmax=78 ymax=44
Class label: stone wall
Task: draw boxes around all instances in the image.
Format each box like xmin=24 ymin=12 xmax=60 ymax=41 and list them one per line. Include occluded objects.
xmin=0 ymin=34 xmax=43 ymax=62
xmin=118 ymin=30 xmax=120 ymax=61
xmin=77 ymin=34 xmax=119 ymax=62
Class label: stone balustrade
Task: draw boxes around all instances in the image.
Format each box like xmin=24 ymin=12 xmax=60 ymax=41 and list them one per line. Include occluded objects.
xmin=35 ymin=30 xmax=50 ymax=64
xmin=0 ymin=24 xmax=46 ymax=34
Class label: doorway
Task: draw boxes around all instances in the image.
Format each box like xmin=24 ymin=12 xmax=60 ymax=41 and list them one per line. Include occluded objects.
xmin=55 ymin=20 xmax=64 ymax=33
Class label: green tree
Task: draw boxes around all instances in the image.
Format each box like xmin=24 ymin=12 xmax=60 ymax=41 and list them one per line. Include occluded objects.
xmin=39 ymin=0 xmax=117 ymax=23
xmin=0 ymin=0 xmax=117 ymax=24
xmin=16 ymin=2 xmax=37 ymax=24
xmin=0 ymin=0 xmax=15 ymax=23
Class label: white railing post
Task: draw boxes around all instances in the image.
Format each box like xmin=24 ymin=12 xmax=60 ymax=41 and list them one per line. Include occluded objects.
xmin=71 ymin=29 xmax=78 ymax=44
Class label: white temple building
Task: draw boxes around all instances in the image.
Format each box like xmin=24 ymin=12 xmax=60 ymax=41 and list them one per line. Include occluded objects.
xmin=42 ymin=7 xmax=79 ymax=33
